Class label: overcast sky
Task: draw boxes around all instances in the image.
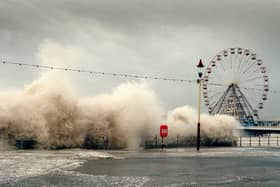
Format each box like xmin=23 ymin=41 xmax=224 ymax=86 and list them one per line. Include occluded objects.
xmin=0 ymin=0 xmax=279 ymax=118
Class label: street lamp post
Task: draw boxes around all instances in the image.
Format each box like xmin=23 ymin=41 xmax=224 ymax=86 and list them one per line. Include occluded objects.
xmin=196 ymin=59 xmax=204 ymax=151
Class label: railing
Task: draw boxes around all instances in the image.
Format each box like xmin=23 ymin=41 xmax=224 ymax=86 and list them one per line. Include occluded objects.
xmin=142 ymin=135 xmax=236 ymax=149
xmin=11 ymin=134 xmax=280 ymax=149
xmin=238 ymin=136 xmax=280 ymax=147
xmin=142 ymin=135 xmax=197 ymax=149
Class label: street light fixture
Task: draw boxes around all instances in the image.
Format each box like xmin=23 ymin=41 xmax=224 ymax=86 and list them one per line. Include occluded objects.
xmin=196 ymin=59 xmax=204 ymax=151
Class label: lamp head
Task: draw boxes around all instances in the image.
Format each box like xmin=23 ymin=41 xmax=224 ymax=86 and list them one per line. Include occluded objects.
xmin=197 ymin=59 xmax=204 ymax=78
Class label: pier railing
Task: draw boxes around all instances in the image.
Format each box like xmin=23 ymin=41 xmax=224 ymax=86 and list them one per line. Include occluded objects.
xmin=238 ymin=136 xmax=280 ymax=147
xmin=143 ymin=135 xmax=280 ymax=149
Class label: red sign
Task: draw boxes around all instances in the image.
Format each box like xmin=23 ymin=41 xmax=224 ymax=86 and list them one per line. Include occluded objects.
xmin=160 ymin=124 xmax=168 ymax=138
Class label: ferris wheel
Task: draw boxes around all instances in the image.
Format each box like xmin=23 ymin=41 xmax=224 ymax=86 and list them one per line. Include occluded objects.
xmin=202 ymin=47 xmax=269 ymax=123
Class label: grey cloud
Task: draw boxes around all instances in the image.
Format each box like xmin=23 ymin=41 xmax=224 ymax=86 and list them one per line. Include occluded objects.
xmin=0 ymin=0 xmax=279 ymax=118
xmin=1 ymin=1 xmax=279 ymax=33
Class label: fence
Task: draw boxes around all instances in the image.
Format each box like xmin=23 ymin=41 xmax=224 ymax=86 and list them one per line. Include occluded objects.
xmin=142 ymin=135 xmax=236 ymax=149
xmin=11 ymin=134 xmax=279 ymax=149
xmin=142 ymin=135 xmax=197 ymax=149
xmin=238 ymin=136 xmax=280 ymax=147
xmin=143 ymin=135 xmax=280 ymax=149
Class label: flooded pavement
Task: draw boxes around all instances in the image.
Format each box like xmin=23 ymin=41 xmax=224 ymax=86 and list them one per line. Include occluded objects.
xmin=1 ymin=148 xmax=280 ymax=186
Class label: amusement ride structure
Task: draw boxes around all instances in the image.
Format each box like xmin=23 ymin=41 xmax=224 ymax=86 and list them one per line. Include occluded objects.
xmin=202 ymin=47 xmax=269 ymax=126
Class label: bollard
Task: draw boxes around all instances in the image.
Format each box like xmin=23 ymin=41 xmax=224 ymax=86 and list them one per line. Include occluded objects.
xmin=259 ymin=136 xmax=261 ymax=147
xmin=240 ymin=136 xmax=242 ymax=147
xmin=268 ymin=135 xmax=270 ymax=147
xmin=277 ymin=136 xmax=279 ymax=146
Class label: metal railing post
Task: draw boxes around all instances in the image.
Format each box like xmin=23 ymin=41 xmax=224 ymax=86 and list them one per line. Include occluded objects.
xmin=155 ymin=136 xmax=158 ymax=147
xmin=249 ymin=136 xmax=251 ymax=147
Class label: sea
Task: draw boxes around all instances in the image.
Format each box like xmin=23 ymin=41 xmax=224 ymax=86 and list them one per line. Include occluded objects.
xmin=1 ymin=147 xmax=280 ymax=186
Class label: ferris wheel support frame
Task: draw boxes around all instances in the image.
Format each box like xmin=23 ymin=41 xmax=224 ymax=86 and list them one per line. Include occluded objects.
xmin=203 ymin=47 xmax=268 ymax=124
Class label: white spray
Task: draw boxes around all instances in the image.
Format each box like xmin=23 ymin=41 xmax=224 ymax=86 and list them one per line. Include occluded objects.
xmin=0 ymin=73 xmax=240 ymax=149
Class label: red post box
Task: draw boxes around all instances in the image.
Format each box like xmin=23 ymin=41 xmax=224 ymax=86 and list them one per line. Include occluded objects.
xmin=160 ymin=124 xmax=168 ymax=138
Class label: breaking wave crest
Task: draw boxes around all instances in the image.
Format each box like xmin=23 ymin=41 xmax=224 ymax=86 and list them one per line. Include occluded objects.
xmin=0 ymin=73 xmax=240 ymax=149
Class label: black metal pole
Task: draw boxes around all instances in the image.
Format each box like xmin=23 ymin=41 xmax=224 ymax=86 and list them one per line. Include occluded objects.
xmin=196 ymin=59 xmax=204 ymax=151
xmin=197 ymin=122 xmax=200 ymax=151
xmin=197 ymin=78 xmax=202 ymax=151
